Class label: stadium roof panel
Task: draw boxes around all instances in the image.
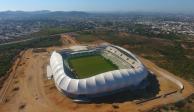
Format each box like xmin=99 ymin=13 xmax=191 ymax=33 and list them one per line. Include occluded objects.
xmin=48 ymin=44 xmax=148 ymax=98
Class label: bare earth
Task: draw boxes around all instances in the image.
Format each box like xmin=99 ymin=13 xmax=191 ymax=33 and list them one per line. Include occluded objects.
xmin=0 ymin=36 xmax=193 ymax=112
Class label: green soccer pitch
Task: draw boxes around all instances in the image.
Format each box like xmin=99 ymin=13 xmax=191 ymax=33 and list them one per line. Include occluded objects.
xmin=68 ymin=55 xmax=118 ymax=79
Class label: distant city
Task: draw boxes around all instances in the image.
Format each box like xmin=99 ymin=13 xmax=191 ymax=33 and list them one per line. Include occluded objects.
xmin=0 ymin=11 xmax=194 ymax=43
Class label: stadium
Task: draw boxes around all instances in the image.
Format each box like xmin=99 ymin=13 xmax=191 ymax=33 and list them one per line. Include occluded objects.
xmin=47 ymin=44 xmax=149 ymax=100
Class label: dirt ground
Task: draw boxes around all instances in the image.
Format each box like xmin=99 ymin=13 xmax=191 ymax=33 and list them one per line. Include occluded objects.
xmin=0 ymin=47 xmax=193 ymax=112
xmin=0 ymin=35 xmax=193 ymax=112
xmin=61 ymin=34 xmax=80 ymax=45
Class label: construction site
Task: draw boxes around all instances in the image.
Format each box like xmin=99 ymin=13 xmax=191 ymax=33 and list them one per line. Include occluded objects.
xmin=0 ymin=34 xmax=193 ymax=112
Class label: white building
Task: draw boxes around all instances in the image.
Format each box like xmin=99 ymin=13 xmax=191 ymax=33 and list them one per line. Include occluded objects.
xmin=48 ymin=44 xmax=148 ymax=100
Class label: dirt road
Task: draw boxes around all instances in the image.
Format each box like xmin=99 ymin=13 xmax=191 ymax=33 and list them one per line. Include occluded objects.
xmin=138 ymin=58 xmax=194 ymax=111
xmin=0 ymin=49 xmax=119 ymax=112
xmin=0 ymin=50 xmax=56 ymax=112
xmin=0 ymin=39 xmax=193 ymax=112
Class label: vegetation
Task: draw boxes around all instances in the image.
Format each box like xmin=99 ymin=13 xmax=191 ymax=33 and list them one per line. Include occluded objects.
xmin=151 ymin=94 xmax=194 ymax=112
xmin=68 ymin=55 xmax=118 ymax=78
xmin=76 ymin=30 xmax=194 ymax=81
xmin=156 ymin=43 xmax=194 ymax=79
xmin=129 ymin=24 xmax=182 ymax=40
xmin=0 ymin=36 xmax=62 ymax=77
xmin=0 ymin=25 xmax=79 ymax=77
xmin=76 ymin=30 xmax=194 ymax=111
xmin=31 ymin=27 xmax=75 ymax=37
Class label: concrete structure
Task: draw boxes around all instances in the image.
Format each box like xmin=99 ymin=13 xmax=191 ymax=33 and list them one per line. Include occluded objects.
xmin=48 ymin=44 xmax=149 ymax=99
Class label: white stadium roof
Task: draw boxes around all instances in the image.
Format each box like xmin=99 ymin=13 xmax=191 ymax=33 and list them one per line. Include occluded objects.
xmin=49 ymin=45 xmax=148 ymax=97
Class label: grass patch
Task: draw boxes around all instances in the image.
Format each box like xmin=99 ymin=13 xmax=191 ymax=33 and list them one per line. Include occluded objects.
xmin=68 ymin=55 xmax=118 ymax=78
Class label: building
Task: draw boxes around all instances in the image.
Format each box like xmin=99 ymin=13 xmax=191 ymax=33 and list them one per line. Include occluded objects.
xmin=47 ymin=44 xmax=148 ymax=100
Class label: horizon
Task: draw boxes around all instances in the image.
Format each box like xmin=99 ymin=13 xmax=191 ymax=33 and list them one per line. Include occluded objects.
xmin=0 ymin=10 xmax=194 ymax=15
xmin=0 ymin=0 xmax=194 ymax=14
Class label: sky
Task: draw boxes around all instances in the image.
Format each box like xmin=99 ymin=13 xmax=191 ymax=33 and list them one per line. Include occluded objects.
xmin=0 ymin=0 xmax=194 ymax=13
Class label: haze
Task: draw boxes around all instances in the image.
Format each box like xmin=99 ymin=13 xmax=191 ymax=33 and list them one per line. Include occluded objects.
xmin=0 ymin=0 xmax=194 ymax=14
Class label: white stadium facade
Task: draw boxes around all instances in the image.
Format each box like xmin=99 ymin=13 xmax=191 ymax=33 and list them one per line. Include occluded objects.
xmin=47 ymin=44 xmax=149 ymax=100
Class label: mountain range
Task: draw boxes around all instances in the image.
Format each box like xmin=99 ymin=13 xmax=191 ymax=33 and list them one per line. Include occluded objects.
xmin=0 ymin=10 xmax=193 ymax=21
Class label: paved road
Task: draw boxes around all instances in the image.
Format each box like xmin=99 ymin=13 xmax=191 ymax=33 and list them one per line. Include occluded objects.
xmin=0 ymin=34 xmax=62 ymax=46
xmin=0 ymin=38 xmax=35 ymax=46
